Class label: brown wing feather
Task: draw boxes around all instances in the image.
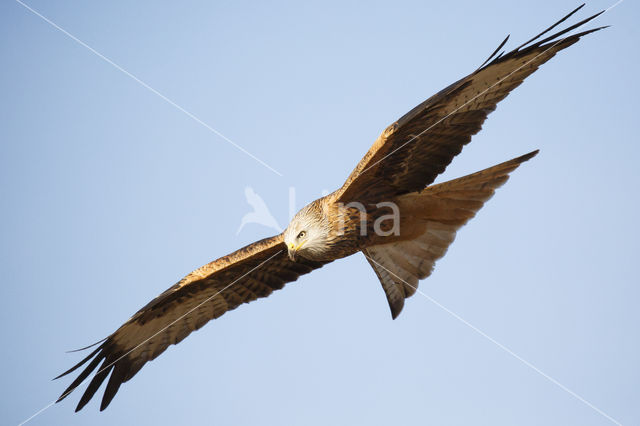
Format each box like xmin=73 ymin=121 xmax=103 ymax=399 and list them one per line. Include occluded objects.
xmin=55 ymin=234 xmax=328 ymax=411
xmin=334 ymin=8 xmax=605 ymax=204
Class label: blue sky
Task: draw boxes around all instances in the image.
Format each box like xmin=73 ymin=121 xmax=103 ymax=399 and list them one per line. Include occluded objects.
xmin=2 ymin=1 xmax=639 ymax=425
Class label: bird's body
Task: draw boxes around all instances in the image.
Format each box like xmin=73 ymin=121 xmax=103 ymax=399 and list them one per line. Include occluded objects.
xmin=56 ymin=5 xmax=605 ymax=412
xmin=284 ymin=194 xmax=376 ymax=261
xmin=284 ymin=150 xmax=538 ymax=317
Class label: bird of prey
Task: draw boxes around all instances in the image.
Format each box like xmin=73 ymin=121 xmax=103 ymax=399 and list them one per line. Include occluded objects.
xmin=56 ymin=5 xmax=605 ymax=412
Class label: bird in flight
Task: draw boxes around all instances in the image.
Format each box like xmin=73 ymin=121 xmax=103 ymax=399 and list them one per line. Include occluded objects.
xmin=56 ymin=5 xmax=605 ymax=412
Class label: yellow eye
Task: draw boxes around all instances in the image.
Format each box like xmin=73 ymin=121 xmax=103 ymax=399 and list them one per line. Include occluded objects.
xmin=297 ymin=231 xmax=306 ymax=239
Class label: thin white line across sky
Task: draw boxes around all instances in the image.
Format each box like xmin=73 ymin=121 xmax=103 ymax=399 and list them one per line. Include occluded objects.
xmin=364 ymin=254 xmax=623 ymax=426
xmin=15 ymin=0 xmax=284 ymax=177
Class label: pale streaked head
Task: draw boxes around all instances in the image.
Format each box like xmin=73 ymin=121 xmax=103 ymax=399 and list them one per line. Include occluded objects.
xmin=283 ymin=203 xmax=328 ymax=261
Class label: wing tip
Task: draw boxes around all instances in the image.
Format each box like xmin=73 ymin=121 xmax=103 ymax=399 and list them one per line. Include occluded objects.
xmin=54 ymin=340 xmax=115 ymax=412
xmin=478 ymin=34 xmax=511 ymax=70
xmin=65 ymin=337 xmax=108 ymax=354
xmin=480 ymin=4 xmax=607 ymax=71
xmin=53 ymin=342 xmax=105 ymax=381
xmin=74 ymin=361 xmax=113 ymax=412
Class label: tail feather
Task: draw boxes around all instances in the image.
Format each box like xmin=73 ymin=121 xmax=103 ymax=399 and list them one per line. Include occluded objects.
xmin=364 ymin=150 xmax=538 ymax=319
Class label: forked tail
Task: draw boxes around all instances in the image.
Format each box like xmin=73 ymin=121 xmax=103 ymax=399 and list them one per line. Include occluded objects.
xmin=364 ymin=150 xmax=538 ymax=318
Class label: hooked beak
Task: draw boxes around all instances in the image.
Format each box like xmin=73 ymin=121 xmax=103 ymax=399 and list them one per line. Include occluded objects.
xmin=288 ymin=240 xmax=306 ymax=261
xmin=287 ymin=242 xmax=297 ymax=261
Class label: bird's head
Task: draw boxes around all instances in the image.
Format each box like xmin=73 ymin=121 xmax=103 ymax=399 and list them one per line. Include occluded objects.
xmin=283 ymin=203 xmax=328 ymax=261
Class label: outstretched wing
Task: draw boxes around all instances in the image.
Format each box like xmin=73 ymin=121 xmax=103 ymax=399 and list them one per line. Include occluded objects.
xmin=335 ymin=5 xmax=605 ymax=204
xmin=56 ymin=234 xmax=328 ymax=411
